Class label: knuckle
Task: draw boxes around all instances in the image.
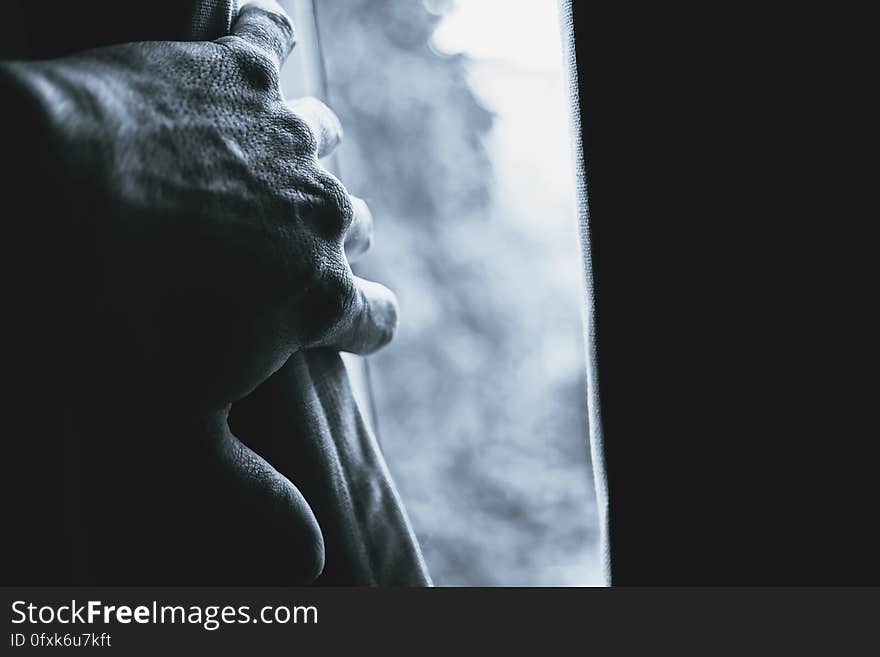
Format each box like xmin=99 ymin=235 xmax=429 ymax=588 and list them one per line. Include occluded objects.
xmin=281 ymin=111 xmax=319 ymax=155
xmin=225 ymin=37 xmax=280 ymax=92
xmin=322 ymin=175 xmax=355 ymax=232
xmin=239 ymin=3 xmax=297 ymax=48
xmin=293 ymin=96 xmax=344 ymax=145
xmin=300 ymin=264 xmax=356 ymax=342
xmin=302 ymin=172 xmax=353 ymax=238
xmin=263 ymin=7 xmax=297 ymax=56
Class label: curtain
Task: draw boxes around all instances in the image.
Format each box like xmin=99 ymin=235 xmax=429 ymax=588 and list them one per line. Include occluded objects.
xmin=558 ymin=0 xmax=611 ymax=585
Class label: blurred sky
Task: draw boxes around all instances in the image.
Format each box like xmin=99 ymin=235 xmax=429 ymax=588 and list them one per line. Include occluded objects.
xmin=426 ymin=0 xmax=599 ymax=584
xmin=315 ymin=0 xmax=600 ymax=585
xmin=430 ymin=0 xmax=565 ymax=71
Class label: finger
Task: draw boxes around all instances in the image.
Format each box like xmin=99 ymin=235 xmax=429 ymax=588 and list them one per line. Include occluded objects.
xmin=319 ymin=276 xmax=399 ymax=355
xmin=221 ymin=430 xmax=325 ymax=583
xmin=344 ymin=196 xmax=374 ymax=263
xmin=286 ymin=97 xmax=343 ymax=158
xmin=229 ymin=0 xmax=296 ymax=69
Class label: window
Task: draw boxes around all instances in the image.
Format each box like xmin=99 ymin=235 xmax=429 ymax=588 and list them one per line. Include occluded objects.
xmin=283 ymin=0 xmax=600 ymax=586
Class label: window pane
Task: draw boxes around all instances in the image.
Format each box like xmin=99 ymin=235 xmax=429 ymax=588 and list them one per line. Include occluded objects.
xmin=316 ymin=0 xmax=600 ymax=586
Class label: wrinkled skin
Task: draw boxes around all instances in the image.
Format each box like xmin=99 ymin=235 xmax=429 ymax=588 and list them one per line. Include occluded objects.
xmin=15 ymin=5 xmax=393 ymax=409
xmin=0 ymin=1 xmax=408 ymax=584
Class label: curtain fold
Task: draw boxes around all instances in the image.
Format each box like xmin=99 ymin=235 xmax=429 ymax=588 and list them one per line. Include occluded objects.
xmin=559 ymin=0 xmax=611 ymax=585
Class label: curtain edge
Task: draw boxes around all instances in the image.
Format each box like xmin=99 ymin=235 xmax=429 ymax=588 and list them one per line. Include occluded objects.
xmin=558 ymin=0 xmax=611 ymax=586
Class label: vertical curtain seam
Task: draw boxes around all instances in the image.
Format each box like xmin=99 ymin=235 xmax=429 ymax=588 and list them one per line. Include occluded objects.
xmin=558 ymin=0 xmax=611 ymax=586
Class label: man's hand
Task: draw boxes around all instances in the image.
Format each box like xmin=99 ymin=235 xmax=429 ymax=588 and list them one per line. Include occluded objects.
xmin=0 ymin=0 xmax=399 ymax=584
xmin=4 ymin=0 xmax=394 ymax=410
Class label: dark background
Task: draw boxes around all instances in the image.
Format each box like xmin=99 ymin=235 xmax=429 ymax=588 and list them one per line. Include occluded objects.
xmin=574 ymin=3 xmax=875 ymax=583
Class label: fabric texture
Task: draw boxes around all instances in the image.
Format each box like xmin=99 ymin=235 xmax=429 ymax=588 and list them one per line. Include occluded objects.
xmin=189 ymin=0 xmax=238 ymax=41
xmin=559 ymin=0 xmax=611 ymax=585
xmin=229 ymin=350 xmax=431 ymax=585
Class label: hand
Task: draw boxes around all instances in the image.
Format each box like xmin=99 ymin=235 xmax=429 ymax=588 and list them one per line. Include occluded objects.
xmin=4 ymin=0 xmax=394 ymax=410
xmin=0 ymin=0 xmax=396 ymax=584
